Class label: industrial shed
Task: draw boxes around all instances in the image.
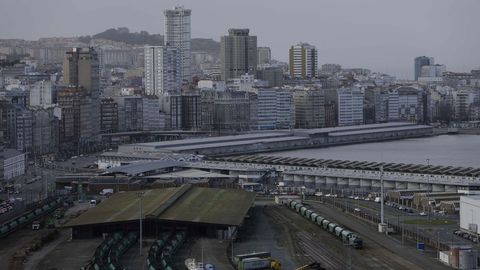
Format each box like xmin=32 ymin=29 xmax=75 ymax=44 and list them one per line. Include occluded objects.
xmin=65 ymin=184 xmax=255 ymax=239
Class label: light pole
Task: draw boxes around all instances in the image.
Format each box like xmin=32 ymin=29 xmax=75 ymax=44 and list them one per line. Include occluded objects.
xmin=426 ymin=158 xmax=431 ymax=223
xmin=137 ymin=191 xmax=145 ymax=256
xmin=378 ymin=165 xmax=387 ymax=234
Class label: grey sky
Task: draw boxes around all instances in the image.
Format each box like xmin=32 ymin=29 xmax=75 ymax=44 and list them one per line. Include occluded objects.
xmin=1 ymin=0 xmax=479 ymax=79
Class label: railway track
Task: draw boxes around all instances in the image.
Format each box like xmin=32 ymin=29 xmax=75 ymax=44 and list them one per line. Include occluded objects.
xmin=267 ymin=206 xmax=345 ymax=269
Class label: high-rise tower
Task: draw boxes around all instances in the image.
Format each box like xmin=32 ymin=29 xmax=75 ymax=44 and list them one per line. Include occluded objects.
xmin=289 ymin=43 xmax=318 ymax=79
xmin=220 ymin=28 xmax=258 ymax=82
xmin=164 ymin=6 xmax=191 ymax=82
xmin=414 ymin=56 xmax=434 ymax=81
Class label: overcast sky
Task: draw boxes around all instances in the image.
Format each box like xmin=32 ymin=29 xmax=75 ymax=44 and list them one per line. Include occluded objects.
xmin=1 ymin=0 xmax=479 ymax=79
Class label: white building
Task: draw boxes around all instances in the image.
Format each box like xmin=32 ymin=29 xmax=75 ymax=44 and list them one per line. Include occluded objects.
xmin=3 ymin=148 xmax=25 ymax=180
xmin=256 ymin=88 xmax=294 ymax=130
xmin=337 ymin=86 xmax=363 ymax=126
xmin=420 ymin=64 xmax=446 ymax=78
xmin=232 ymin=74 xmax=255 ymax=92
xmin=289 ymin=43 xmax=318 ymax=79
xmin=164 ymin=6 xmax=191 ymax=82
xmin=29 ymin=80 xmax=53 ymax=107
xmin=144 ymin=46 xmax=181 ymax=96
xmin=460 ymin=196 xmax=480 ymax=235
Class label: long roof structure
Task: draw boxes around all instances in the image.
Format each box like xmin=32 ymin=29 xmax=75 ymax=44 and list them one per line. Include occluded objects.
xmin=65 ymin=185 xmax=255 ymax=227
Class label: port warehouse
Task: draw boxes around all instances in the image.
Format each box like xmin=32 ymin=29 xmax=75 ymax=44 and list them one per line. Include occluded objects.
xmin=211 ymin=155 xmax=480 ymax=193
xmin=64 ymin=184 xmax=255 ymax=239
xmin=115 ymin=122 xmax=433 ymax=157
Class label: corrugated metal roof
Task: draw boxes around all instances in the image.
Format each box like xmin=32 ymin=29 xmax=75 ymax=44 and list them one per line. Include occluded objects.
xmin=65 ymin=185 xmax=255 ymax=227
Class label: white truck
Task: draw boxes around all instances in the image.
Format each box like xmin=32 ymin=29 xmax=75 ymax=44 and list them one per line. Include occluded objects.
xmin=99 ymin=189 xmax=114 ymax=196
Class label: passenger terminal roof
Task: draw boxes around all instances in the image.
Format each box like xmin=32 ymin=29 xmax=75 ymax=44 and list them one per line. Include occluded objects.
xmin=65 ymin=185 xmax=255 ymax=227
xmin=104 ymin=160 xmax=183 ymax=176
xmin=144 ymin=168 xmax=234 ymax=179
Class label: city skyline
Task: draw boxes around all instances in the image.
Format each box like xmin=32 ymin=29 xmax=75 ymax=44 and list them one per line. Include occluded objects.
xmin=0 ymin=0 xmax=479 ymax=79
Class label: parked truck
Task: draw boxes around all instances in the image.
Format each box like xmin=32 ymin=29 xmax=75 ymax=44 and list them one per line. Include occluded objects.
xmin=99 ymin=189 xmax=114 ymax=196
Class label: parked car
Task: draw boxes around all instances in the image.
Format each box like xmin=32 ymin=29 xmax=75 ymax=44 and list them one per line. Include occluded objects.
xmin=419 ymin=212 xmax=427 ymax=216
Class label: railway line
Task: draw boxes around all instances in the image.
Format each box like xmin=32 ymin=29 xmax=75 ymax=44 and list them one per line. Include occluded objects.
xmin=305 ymin=200 xmax=450 ymax=270
xmin=267 ymin=206 xmax=348 ymax=269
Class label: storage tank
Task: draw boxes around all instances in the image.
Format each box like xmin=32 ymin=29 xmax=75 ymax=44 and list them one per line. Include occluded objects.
xmin=328 ymin=223 xmax=338 ymax=233
xmin=322 ymin=219 xmax=330 ymax=229
xmin=334 ymin=226 xmax=344 ymax=237
xmin=341 ymin=230 xmax=352 ymax=241
xmin=315 ymin=216 xmax=324 ymax=225
xmin=459 ymin=250 xmax=476 ymax=270
xmin=304 ymin=210 xmax=313 ymax=219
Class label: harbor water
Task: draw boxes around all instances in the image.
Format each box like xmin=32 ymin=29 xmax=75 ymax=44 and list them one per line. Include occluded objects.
xmin=269 ymin=134 xmax=480 ymax=168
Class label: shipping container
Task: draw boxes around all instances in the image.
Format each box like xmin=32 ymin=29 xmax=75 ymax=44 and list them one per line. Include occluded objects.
xmin=439 ymin=251 xmax=450 ymax=265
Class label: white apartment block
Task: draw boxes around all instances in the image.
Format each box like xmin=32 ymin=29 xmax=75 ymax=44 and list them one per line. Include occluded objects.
xmin=144 ymin=46 xmax=181 ymax=96
xmin=256 ymin=88 xmax=295 ymax=130
xmin=289 ymin=43 xmax=318 ymax=79
xmin=337 ymin=86 xmax=364 ymax=126
xmin=3 ymin=149 xmax=25 ymax=180
xmin=30 ymin=80 xmax=53 ymax=107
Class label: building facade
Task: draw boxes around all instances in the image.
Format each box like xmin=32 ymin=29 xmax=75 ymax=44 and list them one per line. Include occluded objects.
xmin=100 ymin=98 xmax=118 ymax=134
xmin=164 ymin=6 xmax=191 ymax=82
xmin=30 ymin=80 xmax=53 ymax=107
xmin=256 ymin=66 xmax=284 ymax=87
xmin=144 ymin=46 xmax=181 ymax=95
xmin=31 ymin=107 xmax=59 ymax=156
xmin=293 ymin=89 xmax=325 ymax=129
xmin=63 ymin=47 xmax=100 ymax=98
xmin=289 ymin=43 xmax=318 ymax=79
xmin=3 ymin=148 xmax=25 ymax=180
xmin=256 ymin=88 xmax=295 ymax=130
xmin=414 ymin=56 xmax=434 ymax=81
xmin=337 ymin=86 xmax=363 ymax=126
xmin=221 ymin=29 xmax=257 ymax=82
xmin=257 ymin=47 xmax=271 ymax=65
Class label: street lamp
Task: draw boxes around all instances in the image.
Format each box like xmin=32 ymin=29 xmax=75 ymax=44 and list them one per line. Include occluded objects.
xmin=426 ymin=158 xmax=431 ymax=223
xmin=137 ymin=191 xmax=145 ymax=256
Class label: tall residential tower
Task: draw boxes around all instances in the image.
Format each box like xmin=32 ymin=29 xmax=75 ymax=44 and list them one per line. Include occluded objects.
xmin=144 ymin=46 xmax=181 ymax=95
xmin=164 ymin=6 xmax=191 ymax=82
xmin=289 ymin=43 xmax=318 ymax=79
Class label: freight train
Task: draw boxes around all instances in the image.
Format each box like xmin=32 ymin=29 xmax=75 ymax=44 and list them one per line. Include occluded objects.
xmin=0 ymin=197 xmax=64 ymax=238
xmin=284 ymin=200 xmax=363 ymax=249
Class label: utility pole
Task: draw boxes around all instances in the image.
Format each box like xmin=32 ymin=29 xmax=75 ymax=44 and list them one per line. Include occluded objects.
xmin=378 ymin=165 xmax=387 ymax=234
xmin=138 ymin=192 xmax=144 ymax=256
xmin=426 ymin=158 xmax=431 ymax=224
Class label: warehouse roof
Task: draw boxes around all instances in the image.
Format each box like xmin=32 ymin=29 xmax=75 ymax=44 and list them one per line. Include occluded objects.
xmin=158 ymin=187 xmax=255 ymax=225
xmin=65 ymin=185 xmax=255 ymax=227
